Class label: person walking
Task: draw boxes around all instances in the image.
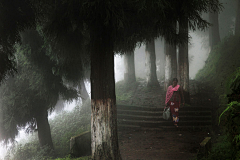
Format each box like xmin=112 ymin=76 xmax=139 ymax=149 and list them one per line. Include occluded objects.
xmin=165 ymin=78 xmax=185 ymax=127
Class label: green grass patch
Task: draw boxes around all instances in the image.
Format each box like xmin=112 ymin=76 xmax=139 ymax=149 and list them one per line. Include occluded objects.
xmin=115 ymin=80 xmax=139 ymax=102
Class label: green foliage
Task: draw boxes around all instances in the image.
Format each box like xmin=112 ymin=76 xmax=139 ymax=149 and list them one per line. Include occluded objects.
xmin=5 ymin=142 xmax=54 ymax=160
xmin=199 ymin=135 xmax=233 ymax=160
xmin=50 ymin=101 xmax=91 ymax=157
xmin=0 ymin=31 xmax=78 ymax=144
xmin=196 ymin=43 xmax=240 ymax=159
xmin=7 ymin=99 xmax=91 ymax=160
xmin=195 ymin=35 xmax=240 ymax=101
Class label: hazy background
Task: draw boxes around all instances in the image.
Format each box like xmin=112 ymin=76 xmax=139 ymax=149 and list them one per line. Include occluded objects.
xmin=114 ymin=32 xmax=209 ymax=82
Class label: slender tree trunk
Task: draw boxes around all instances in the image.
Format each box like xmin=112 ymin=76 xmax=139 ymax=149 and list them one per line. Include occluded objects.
xmin=145 ymin=38 xmax=159 ymax=87
xmin=159 ymin=49 xmax=165 ymax=81
xmin=236 ymin=0 xmax=240 ymax=35
xmin=79 ymin=79 xmax=89 ymax=104
xmin=35 ymin=109 xmax=54 ymax=150
xmin=90 ymin=25 xmax=121 ymax=160
xmin=209 ymin=11 xmax=221 ymax=49
xmin=124 ymin=51 xmax=136 ymax=83
xmin=179 ymin=18 xmax=190 ymax=104
xmin=164 ymin=40 xmax=177 ymax=91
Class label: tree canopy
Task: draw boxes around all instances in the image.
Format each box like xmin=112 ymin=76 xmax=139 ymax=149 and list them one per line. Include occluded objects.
xmin=0 ymin=30 xmax=78 ymax=144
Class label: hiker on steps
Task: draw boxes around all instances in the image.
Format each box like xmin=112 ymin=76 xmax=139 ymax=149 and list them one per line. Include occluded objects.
xmin=165 ymin=78 xmax=185 ymax=127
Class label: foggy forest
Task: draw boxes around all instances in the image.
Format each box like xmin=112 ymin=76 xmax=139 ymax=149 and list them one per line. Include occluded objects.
xmin=0 ymin=0 xmax=240 ymax=160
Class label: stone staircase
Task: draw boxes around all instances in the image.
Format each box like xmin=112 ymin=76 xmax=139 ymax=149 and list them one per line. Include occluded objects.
xmin=117 ymin=104 xmax=212 ymax=131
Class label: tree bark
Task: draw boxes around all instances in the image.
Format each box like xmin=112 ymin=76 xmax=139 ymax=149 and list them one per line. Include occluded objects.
xmin=164 ymin=40 xmax=177 ymax=91
xmin=79 ymin=79 xmax=90 ymax=104
xmin=209 ymin=11 xmax=221 ymax=49
xmin=90 ymin=25 xmax=121 ymax=160
xmin=236 ymin=0 xmax=240 ymax=36
xmin=124 ymin=51 xmax=136 ymax=83
xmin=145 ymin=38 xmax=159 ymax=87
xmin=179 ymin=18 xmax=190 ymax=104
xmin=159 ymin=44 xmax=166 ymax=81
xmin=35 ymin=109 xmax=54 ymax=150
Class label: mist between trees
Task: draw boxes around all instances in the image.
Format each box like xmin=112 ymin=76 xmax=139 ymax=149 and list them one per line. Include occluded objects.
xmin=0 ymin=0 xmax=239 ymax=159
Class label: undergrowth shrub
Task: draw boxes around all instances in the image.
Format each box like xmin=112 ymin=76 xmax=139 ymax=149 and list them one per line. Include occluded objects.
xmin=199 ymin=134 xmax=233 ymax=160
xmin=195 ymin=35 xmax=240 ymax=101
xmin=6 ymin=99 xmax=91 ymax=160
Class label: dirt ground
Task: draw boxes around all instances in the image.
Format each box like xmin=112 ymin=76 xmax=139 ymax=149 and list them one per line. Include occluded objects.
xmin=118 ymin=129 xmax=209 ymax=160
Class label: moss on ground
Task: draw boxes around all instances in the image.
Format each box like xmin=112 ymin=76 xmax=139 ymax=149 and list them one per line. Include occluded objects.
xmin=115 ymin=80 xmax=139 ymax=103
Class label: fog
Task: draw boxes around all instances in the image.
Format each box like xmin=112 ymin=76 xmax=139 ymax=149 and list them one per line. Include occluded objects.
xmin=114 ymin=31 xmax=210 ymax=82
xmin=0 ymin=1 xmax=237 ymax=158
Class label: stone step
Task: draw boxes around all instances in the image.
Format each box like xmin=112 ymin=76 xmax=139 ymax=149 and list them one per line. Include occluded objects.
xmin=117 ymin=114 xmax=212 ymax=121
xmin=118 ymin=119 xmax=211 ymax=127
xmin=118 ymin=124 xmax=211 ymax=131
xmin=117 ymin=105 xmax=211 ymax=112
xmin=117 ymin=110 xmax=212 ymax=116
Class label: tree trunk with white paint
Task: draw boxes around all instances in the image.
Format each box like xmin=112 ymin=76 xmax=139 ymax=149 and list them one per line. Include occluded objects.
xmin=145 ymin=38 xmax=159 ymax=87
xmin=124 ymin=51 xmax=136 ymax=84
xmin=236 ymin=0 xmax=240 ymax=35
xmin=179 ymin=18 xmax=190 ymax=104
xmin=90 ymin=25 xmax=121 ymax=160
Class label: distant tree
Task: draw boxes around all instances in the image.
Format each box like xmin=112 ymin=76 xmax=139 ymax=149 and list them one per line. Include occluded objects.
xmin=164 ymin=39 xmax=177 ymax=91
xmin=178 ymin=17 xmax=190 ymax=104
xmin=0 ymin=30 xmax=78 ymax=151
xmin=124 ymin=51 xmax=136 ymax=84
xmin=156 ymin=39 xmax=166 ymax=81
xmin=236 ymin=0 xmax=240 ymax=35
xmin=145 ymin=39 xmax=159 ymax=87
xmin=209 ymin=11 xmax=221 ymax=49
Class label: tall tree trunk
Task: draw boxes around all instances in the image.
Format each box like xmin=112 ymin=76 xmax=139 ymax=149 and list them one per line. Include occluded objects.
xmin=209 ymin=11 xmax=221 ymax=49
xmin=90 ymin=25 xmax=121 ymax=160
xmin=79 ymin=79 xmax=90 ymax=104
xmin=159 ymin=47 xmax=165 ymax=81
xmin=35 ymin=109 xmax=54 ymax=150
xmin=236 ymin=0 xmax=240 ymax=35
xmin=179 ymin=18 xmax=190 ymax=104
xmin=124 ymin=51 xmax=136 ymax=83
xmin=164 ymin=41 xmax=177 ymax=91
xmin=145 ymin=38 xmax=159 ymax=87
